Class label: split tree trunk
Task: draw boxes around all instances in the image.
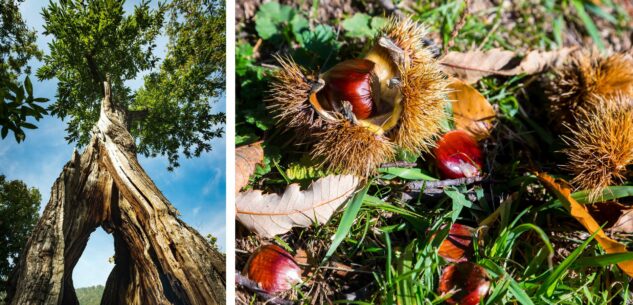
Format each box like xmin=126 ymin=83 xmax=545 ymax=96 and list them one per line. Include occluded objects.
xmin=7 ymin=81 xmax=226 ymax=305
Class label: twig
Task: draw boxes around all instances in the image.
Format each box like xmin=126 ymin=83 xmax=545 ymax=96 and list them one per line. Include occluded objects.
xmin=405 ymin=175 xmax=484 ymax=191
xmin=445 ymin=0 xmax=471 ymax=53
xmin=236 ymin=272 xmax=294 ymax=305
xmin=379 ymin=161 xmax=417 ymax=168
xmin=476 ymin=20 xmax=500 ymax=50
xmin=317 ymin=265 xmax=374 ymax=274
xmin=252 ymin=38 xmax=263 ymax=59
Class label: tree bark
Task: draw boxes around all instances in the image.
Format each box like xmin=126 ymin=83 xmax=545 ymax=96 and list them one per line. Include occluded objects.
xmin=7 ymin=81 xmax=225 ymax=305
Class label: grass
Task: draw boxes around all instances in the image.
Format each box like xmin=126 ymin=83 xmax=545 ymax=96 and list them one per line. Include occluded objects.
xmin=236 ymin=0 xmax=633 ymax=304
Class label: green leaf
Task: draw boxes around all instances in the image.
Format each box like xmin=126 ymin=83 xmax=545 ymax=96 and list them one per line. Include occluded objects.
xmin=255 ymin=17 xmax=278 ymax=40
xmin=21 ymin=123 xmax=38 ymax=129
xmin=342 ymin=13 xmax=373 ymax=38
xmin=322 ymin=184 xmax=368 ymax=263
xmin=1 ymin=126 xmax=8 ymax=139
xmin=24 ymin=76 xmax=33 ymax=97
xmin=257 ymin=2 xmax=293 ymax=24
xmin=378 ymin=167 xmax=437 ymax=181
xmin=554 ymin=185 xmax=633 ymax=206
xmin=32 ymin=97 xmax=48 ymax=103
xmin=444 ymin=187 xmax=472 ymax=222
xmin=482 ymin=260 xmax=535 ymax=305
xmin=370 ymin=16 xmax=388 ymax=32
xmin=573 ymin=252 xmax=633 ymax=269
xmin=537 ymin=228 xmax=600 ymax=297
xmin=290 ymin=14 xmax=309 ymax=43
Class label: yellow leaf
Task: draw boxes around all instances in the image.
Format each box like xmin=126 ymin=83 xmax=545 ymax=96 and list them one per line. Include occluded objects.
xmin=448 ymin=79 xmax=496 ymax=141
xmin=537 ymin=172 xmax=633 ymax=277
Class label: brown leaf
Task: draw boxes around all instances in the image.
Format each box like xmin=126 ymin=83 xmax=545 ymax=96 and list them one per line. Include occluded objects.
xmin=236 ymin=142 xmax=264 ymax=193
xmin=587 ymin=201 xmax=628 ymax=229
xmin=440 ymin=47 xmax=576 ymax=83
xmin=448 ymin=79 xmax=496 ymax=140
xmin=537 ymin=172 xmax=633 ymax=277
xmin=611 ymin=209 xmax=633 ymax=234
xmin=437 ymin=223 xmax=476 ymax=263
xmin=236 ymin=175 xmax=361 ymax=238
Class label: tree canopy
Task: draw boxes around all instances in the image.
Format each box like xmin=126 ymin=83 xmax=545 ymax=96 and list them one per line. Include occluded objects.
xmin=0 ymin=0 xmax=48 ymax=142
xmin=0 ymin=175 xmax=40 ymax=299
xmin=38 ymin=0 xmax=226 ymax=168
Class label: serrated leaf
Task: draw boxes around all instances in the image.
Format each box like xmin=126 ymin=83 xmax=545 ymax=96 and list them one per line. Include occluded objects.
xmin=342 ymin=13 xmax=373 ymax=38
xmin=300 ymin=24 xmax=338 ymax=60
xmin=255 ymin=17 xmax=278 ymax=40
xmin=290 ymin=14 xmax=308 ymax=43
xmin=370 ymin=16 xmax=388 ymax=32
xmin=236 ymin=175 xmax=361 ymax=238
xmin=257 ymin=2 xmax=293 ymax=24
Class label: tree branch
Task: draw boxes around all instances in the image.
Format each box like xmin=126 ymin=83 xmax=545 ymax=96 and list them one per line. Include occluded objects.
xmin=405 ymin=175 xmax=485 ymax=191
xmin=380 ymin=161 xmax=417 ymax=168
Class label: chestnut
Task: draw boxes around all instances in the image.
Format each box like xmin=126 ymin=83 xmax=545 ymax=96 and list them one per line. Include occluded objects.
xmin=434 ymin=130 xmax=483 ymax=179
xmin=242 ymin=244 xmax=302 ymax=294
xmin=318 ymin=59 xmax=380 ymax=120
xmin=438 ymin=262 xmax=490 ymax=305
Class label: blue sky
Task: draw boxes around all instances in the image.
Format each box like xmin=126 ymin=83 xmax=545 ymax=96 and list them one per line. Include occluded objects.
xmin=0 ymin=0 xmax=226 ymax=288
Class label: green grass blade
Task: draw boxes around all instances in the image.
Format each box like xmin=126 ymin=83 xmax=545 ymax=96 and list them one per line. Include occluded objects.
xmin=569 ymin=185 xmax=633 ymax=204
xmin=321 ymin=184 xmax=369 ymax=263
xmin=537 ymin=228 xmax=600 ymax=297
xmin=571 ymin=0 xmax=606 ymax=51
xmin=481 ymin=259 xmax=534 ymax=305
xmin=574 ymin=252 xmax=633 ymax=269
xmin=378 ymin=167 xmax=437 ymax=181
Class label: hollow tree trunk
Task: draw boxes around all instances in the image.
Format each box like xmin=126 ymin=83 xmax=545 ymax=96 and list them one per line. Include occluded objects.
xmin=7 ymin=81 xmax=226 ymax=305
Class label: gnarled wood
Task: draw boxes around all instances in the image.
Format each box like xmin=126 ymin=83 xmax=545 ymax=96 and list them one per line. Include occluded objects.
xmin=7 ymin=81 xmax=225 ymax=305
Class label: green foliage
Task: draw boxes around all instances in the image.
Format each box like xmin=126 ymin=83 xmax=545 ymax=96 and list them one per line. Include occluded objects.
xmin=254 ymin=2 xmax=307 ymax=41
xmin=38 ymin=0 xmax=225 ymax=169
xmin=75 ymin=285 xmax=105 ymax=305
xmin=0 ymin=76 xmax=48 ymax=142
xmin=0 ymin=175 xmax=40 ymax=299
xmin=134 ymin=0 xmax=226 ymax=169
xmin=206 ymin=234 xmax=222 ymax=253
xmin=0 ymin=0 xmax=48 ymax=142
xmin=341 ymin=13 xmax=387 ymax=39
xmin=39 ymin=0 xmax=165 ymax=145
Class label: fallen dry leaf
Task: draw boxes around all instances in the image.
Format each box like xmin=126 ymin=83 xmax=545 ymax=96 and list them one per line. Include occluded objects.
xmin=448 ymin=79 xmax=496 ymax=140
xmin=587 ymin=201 xmax=629 ymax=230
xmin=236 ymin=175 xmax=361 ymax=238
xmin=537 ymin=172 xmax=633 ymax=277
xmin=236 ymin=142 xmax=264 ymax=193
xmin=440 ymin=48 xmax=577 ymax=83
xmin=611 ymin=209 xmax=633 ymax=234
xmin=437 ymin=223 xmax=476 ymax=263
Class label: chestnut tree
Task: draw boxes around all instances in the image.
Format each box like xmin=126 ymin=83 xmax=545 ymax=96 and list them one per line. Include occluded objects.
xmin=6 ymin=0 xmax=226 ymax=304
